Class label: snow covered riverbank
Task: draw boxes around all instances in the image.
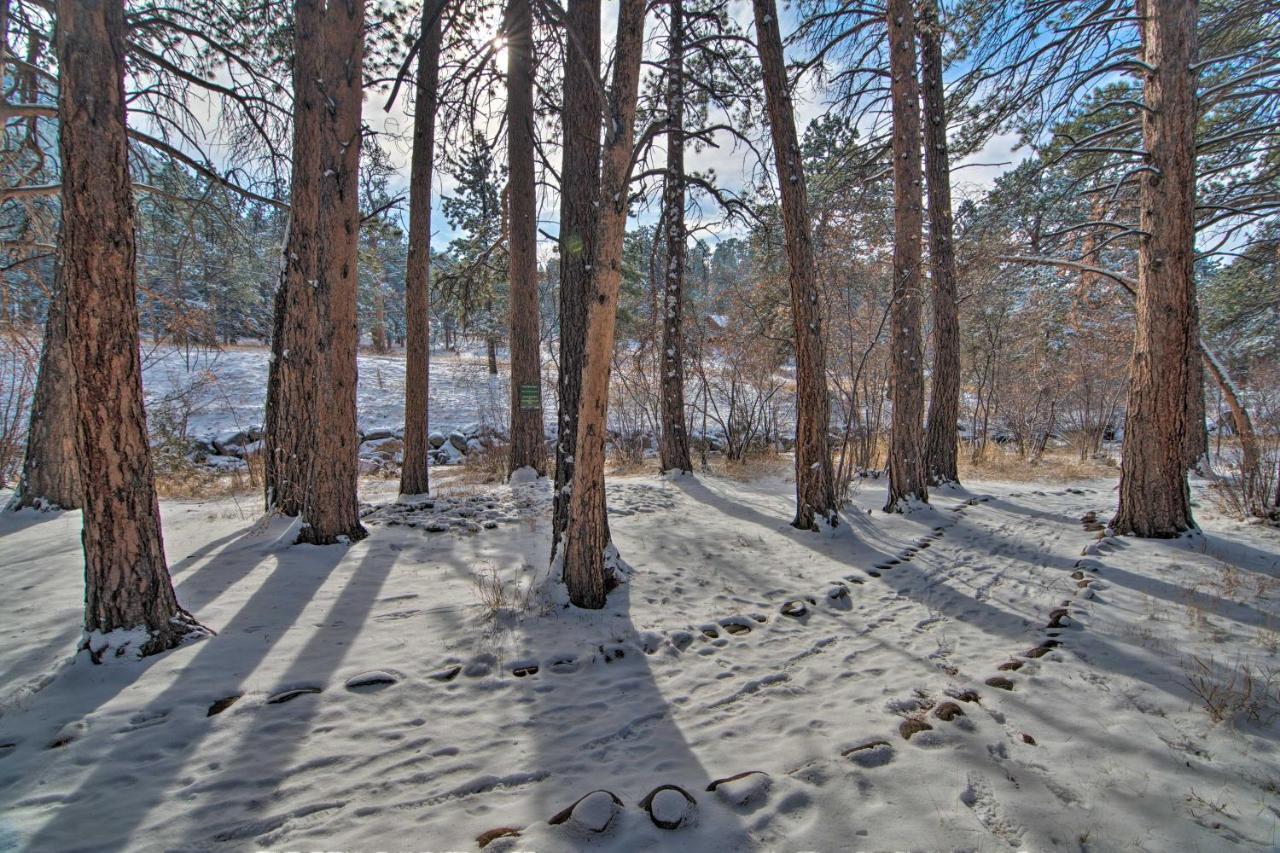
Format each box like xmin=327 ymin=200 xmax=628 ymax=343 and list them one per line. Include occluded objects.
xmin=1 ymin=473 xmax=1278 ymax=851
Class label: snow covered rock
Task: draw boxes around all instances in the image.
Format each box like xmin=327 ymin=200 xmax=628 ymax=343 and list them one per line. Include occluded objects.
xmin=428 ymin=431 xmax=446 ymax=449
xmin=707 ymin=771 xmax=771 ymax=807
xmin=548 ymin=790 xmax=622 ymax=833
xmin=448 ymin=431 xmax=469 ymax=453
xmin=344 ymin=670 xmax=398 ymax=692
xmin=641 ymin=785 xmax=696 ymax=829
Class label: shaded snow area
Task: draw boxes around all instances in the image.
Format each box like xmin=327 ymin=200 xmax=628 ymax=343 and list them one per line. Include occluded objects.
xmin=2 ymin=474 xmax=1280 ymax=851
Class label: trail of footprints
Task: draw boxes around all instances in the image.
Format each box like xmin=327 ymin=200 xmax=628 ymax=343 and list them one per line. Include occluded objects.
xmin=17 ymin=489 xmax=1110 ymax=850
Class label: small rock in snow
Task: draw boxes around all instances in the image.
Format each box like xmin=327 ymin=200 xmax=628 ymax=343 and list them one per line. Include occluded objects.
xmin=707 ymin=771 xmax=771 ymax=807
xmin=643 ymin=785 xmax=696 ymax=829
xmin=345 ymin=670 xmax=399 ymax=692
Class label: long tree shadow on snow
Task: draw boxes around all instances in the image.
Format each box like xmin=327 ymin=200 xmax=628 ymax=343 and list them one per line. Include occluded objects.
xmin=515 ymin=573 xmax=763 ymax=850
xmin=14 ymin=533 xmax=350 ymax=852
xmin=668 ymin=474 xmax=1280 ymax=737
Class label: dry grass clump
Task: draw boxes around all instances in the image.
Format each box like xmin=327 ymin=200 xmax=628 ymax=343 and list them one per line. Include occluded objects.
xmin=155 ymin=454 xmax=262 ymax=499
xmin=960 ymin=447 xmax=1116 ymax=482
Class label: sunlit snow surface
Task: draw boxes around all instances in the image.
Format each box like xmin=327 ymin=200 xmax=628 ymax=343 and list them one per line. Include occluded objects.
xmin=1 ymin=473 xmax=1278 ymax=851
xmin=141 ymin=345 xmax=533 ymax=437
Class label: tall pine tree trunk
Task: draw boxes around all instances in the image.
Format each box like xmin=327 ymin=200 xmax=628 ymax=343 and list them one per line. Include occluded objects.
xmin=658 ymin=0 xmax=692 ymax=475
xmin=561 ymin=0 xmax=646 ymax=608
xmin=505 ymin=0 xmax=546 ymax=477
xmin=919 ymin=0 xmax=959 ymax=488
xmin=400 ymin=10 xmax=441 ymax=497
xmin=264 ymin=0 xmax=367 ymax=545
xmin=1112 ymin=0 xmax=1198 ymax=536
xmin=57 ymin=0 xmax=203 ymax=657
xmin=753 ymin=0 xmax=839 ymax=529
xmin=884 ymin=0 xmax=929 ymax=511
xmin=11 ymin=264 xmax=80 ymax=510
xmin=552 ymin=0 xmax=603 ymax=557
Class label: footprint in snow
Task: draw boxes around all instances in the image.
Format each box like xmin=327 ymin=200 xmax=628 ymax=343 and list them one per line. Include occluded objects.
xmin=266 ymin=685 xmax=322 ymax=704
xmin=119 ymin=709 xmax=169 ymax=733
xmin=843 ymin=739 xmax=895 ymax=768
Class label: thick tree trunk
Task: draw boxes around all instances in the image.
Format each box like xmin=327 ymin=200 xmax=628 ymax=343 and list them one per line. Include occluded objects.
xmin=505 ymin=0 xmax=546 ymax=477
xmin=561 ymin=0 xmax=646 ymax=609
xmin=57 ymin=0 xmax=203 ymax=657
xmin=486 ymin=334 xmax=498 ymax=374
xmin=919 ymin=0 xmax=959 ymax=488
xmin=552 ymin=0 xmax=603 ymax=557
xmin=753 ymin=0 xmax=839 ymax=529
xmin=658 ymin=0 xmax=692 ymax=475
xmin=263 ymin=0 xmax=367 ymax=545
xmin=1112 ymin=0 xmax=1198 ymax=536
xmin=11 ymin=265 xmax=80 ymax=510
xmin=883 ymin=0 xmax=929 ymax=512
xmin=400 ymin=11 xmax=441 ymax=498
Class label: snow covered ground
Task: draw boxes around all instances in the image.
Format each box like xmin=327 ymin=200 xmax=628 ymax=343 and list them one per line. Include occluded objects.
xmin=141 ymin=345 xmax=532 ymax=438
xmin=1 ymin=472 xmax=1279 ymax=851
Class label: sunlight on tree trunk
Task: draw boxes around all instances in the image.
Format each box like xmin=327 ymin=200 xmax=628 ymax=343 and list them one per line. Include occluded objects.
xmin=561 ymin=0 xmax=646 ymax=609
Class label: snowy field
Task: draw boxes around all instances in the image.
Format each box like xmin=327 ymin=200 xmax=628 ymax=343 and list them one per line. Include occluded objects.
xmin=2 ymin=472 xmax=1279 ymax=851
xmin=141 ymin=345 xmax=537 ymax=438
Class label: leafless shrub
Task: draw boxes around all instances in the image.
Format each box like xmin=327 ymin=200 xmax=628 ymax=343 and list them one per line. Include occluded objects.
xmin=472 ymin=561 xmax=538 ymax=618
xmin=0 ymin=327 xmax=39 ymax=487
xmin=1180 ymin=654 xmax=1280 ymax=726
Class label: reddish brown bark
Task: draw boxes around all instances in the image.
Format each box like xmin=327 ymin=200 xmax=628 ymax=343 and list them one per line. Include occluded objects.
xmin=753 ymin=0 xmax=839 ymax=529
xmin=1112 ymin=0 xmax=1198 ymax=536
xmin=552 ymin=0 xmax=603 ymax=557
xmin=57 ymin=0 xmax=202 ymax=655
xmin=264 ymin=0 xmax=367 ymax=545
xmin=659 ymin=0 xmax=692 ymax=475
xmin=12 ymin=263 xmax=81 ymax=510
xmin=884 ymin=0 xmax=929 ymax=511
xmin=400 ymin=12 xmax=441 ymax=498
xmin=919 ymin=0 xmax=960 ymax=488
xmin=506 ymin=0 xmax=546 ymax=477
xmin=561 ymin=0 xmax=646 ymax=608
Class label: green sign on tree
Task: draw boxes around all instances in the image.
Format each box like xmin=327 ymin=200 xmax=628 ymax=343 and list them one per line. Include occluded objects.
xmin=519 ymin=384 xmax=541 ymax=410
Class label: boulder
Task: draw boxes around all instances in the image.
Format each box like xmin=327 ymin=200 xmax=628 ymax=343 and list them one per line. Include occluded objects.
xmin=428 ymin=431 xmax=447 ymax=449
xmin=448 ymin=431 xmax=469 ymax=453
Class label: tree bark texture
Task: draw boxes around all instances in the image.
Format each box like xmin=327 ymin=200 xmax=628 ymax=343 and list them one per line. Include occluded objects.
xmin=264 ymin=0 xmax=367 ymax=545
xmin=12 ymin=262 xmax=81 ymax=510
xmin=659 ymin=0 xmax=692 ymax=475
xmin=919 ymin=0 xmax=960 ymax=488
xmin=1112 ymin=0 xmax=1198 ymax=536
xmin=506 ymin=0 xmax=547 ymax=477
xmin=552 ymin=0 xmax=603 ymax=557
xmin=57 ymin=0 xmax=201 ymax=655
xmin=884 ymin=0 xmax=929 ymax=511
xmin=561 ymin=0 xmax=646 ymax=608
xmin=753 ymin=0 xmax=839 ymax=529
xmin=400 ymin=11 xmax=441 ymax=497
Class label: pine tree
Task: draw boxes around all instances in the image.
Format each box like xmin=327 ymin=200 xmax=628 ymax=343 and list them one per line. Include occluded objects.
xmin=658 ymin=0 xmax=693 ymax=475
xmin=505 ymin=0 xmax=546 ymax=477
xmin=919 ymin=0 xmax=960 ymax=488
xmin=57 ymin=0 xmax=204 ymax=657
xmin=264 ymin=0 xmax=367 ymax=544
xmin=883 ymin=0 xmax=928 ymax=512
xmin=561 ymin=0 xmax=647 ymax=608
xmin=552 ymin=0 xmax=604 ymax=558
xmin=400 ymin=8 xmax=442 ymax=498
xmin=1112 ymin=0 xmax=1199 ymax=536
xmin=752 ymin=0 xmax=839 ymax=530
